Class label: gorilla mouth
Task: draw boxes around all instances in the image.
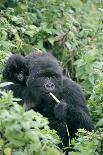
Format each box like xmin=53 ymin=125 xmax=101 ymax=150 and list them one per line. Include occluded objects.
xmin=18 ymin=73 xmax=24 ymax=81
xmin=49 ymin=92 xmax=60 ymax=104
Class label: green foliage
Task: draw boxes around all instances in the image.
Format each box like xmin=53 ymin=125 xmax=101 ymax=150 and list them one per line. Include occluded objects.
xmin=0 ymin=0 xmax=102 ymax=88
xmin=0 ymin=51 xmax=10 ymax=80
xmin=74 ymin=51 xmax=103 ymax=94
xmin=69 ymin=129 xmax=103 ymax=155
xmin=0 ymin=90 xmax=61 ymax=155
xmin=89 ymin=81 xmax=103 ymax=126
xmin=0 ymin=1 xmax=102 ymax=77
xmin=0 ymin=0 xmax=103 ymax=154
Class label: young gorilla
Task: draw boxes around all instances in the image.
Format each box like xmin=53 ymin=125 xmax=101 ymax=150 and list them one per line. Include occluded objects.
xmin=3 ymin=54 xmax=28 ymax=84
xmin=2 ymin=54 xmax=28 ymax=101
xmin=2 ymin=52 xmax=94 ymax=148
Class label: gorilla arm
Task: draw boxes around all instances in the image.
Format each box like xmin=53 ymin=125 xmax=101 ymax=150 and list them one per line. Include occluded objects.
xmin=2 ymin=83 xmax=26 ymax=102
xmin=54 ymin=78 xmax=94 ymax=138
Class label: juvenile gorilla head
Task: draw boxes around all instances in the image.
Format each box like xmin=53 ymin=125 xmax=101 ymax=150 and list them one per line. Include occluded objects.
xmin=26 ymin=53 xmax=63 ymax=105
xmin=3 ymin=54 xmax=28 ymax=84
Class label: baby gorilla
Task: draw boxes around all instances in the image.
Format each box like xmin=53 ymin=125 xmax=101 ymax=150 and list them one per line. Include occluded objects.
xmin=3 ymin=54 xmax=28 ymax=84
xmin=2 ymin=54 xmax=28 ymax=101
xmin=25 ymin=52 xmax=94 ymax=147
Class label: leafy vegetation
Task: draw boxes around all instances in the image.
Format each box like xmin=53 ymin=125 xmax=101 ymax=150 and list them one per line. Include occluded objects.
xmin=70 ymin=129 xmax=103 ymax=155
xmin=0 ymin=90 xmax=61 ymax=155
xmin=0 ymin=0 xmax=103 ymax=154
xmin=89 ymin=81 xmax=103 ymax=126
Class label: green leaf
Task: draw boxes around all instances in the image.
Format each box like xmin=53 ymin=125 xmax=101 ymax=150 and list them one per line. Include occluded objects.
xmin=96 ymin=118 xmax=103 ymax=127
xmin=4 ymin=147 xmax=12 ymax=155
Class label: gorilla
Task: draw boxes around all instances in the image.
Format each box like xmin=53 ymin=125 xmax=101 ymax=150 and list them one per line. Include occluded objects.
xmin=3 ymin=54 xmax=28 ymax=84
xmin=2 ymin=54 xmax=28 ymax=101
xmin=2 ymin=52 xmax=94 ymax=148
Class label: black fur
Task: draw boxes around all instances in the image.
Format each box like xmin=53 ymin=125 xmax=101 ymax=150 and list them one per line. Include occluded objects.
xmin=2 ymin=52 xmax=94 ymax=148
xmin=3 ymin=54 xmax=28 ymax=84
xmin=2 ymin=54 xmax=28 ymax=101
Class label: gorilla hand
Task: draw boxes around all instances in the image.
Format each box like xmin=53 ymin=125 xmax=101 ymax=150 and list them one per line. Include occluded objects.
xmin=54 ymin=100 xmax=68 ymax=121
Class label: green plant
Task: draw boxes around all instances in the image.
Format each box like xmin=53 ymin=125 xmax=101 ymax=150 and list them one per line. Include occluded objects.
xmin=88 ymin=81 xmax=103 ymax=126
xmin=0 ymin=1 xmax=103 ymax=154
xmin=0 ymin=90 xmax=61 ymax=155
xmin=74 ymin=51 xmax=103 ymax=94
xmin=0 ymin=0 xmax=103 ymax=80
xmin=0 ymin=51 xmax=10 ymax=80
xmin=69 ymin=129 xmax=103 ymax=155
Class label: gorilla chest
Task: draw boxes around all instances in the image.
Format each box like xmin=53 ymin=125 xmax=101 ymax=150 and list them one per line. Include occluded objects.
xmin=34 ymin=99 xmax=55 ymax=117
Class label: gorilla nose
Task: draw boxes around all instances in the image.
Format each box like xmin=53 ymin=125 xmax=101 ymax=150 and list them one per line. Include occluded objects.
xmin=45 ymin=82 xmax=55 ymax=91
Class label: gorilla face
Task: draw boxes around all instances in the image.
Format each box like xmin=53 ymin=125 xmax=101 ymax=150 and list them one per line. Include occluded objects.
xmin=27 ymin=68 xmax=63 ymax=102
xmin=3 ymin=54 xmax=28 ymax=84
xmin=11 ymin=68 xmax=26 ymax=83
xmin=16 ymin=70 xmax=25 ymax=82
xmin=26 ymin=56 xmax=63 ymax=103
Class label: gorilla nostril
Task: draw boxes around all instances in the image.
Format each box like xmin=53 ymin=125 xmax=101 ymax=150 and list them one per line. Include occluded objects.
xmin=45 ymin=84 xmax=50 ymax=88
xmin=45 ymin=82 xmax=55 ymax=91
xmin=51 ymin=83 xmax=55 ymax=88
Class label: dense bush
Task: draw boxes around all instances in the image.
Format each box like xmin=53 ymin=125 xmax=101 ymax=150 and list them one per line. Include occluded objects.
xmin=0 ymin=0 xmax=103 ymax=81
xmin=0 ymin=89 xmax=61 ymax=155
xmin=70 ymin=129 xmax=103 ymax=155
xmin=89 ymin=81 xmax=103 ymax=126
xmin=0 ymin=0 xmax=103 ymax=154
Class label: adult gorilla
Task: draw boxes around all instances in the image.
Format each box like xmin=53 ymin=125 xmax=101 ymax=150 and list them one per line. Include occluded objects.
xmin=2 ymin=52 xmax=94 ymax=147
xmin=25 ymin=52 xmax=94 ymax=146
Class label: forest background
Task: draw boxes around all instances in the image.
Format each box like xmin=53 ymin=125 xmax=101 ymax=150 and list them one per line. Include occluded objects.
xmin=0 ymin=0 xmax=103 ymax=154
